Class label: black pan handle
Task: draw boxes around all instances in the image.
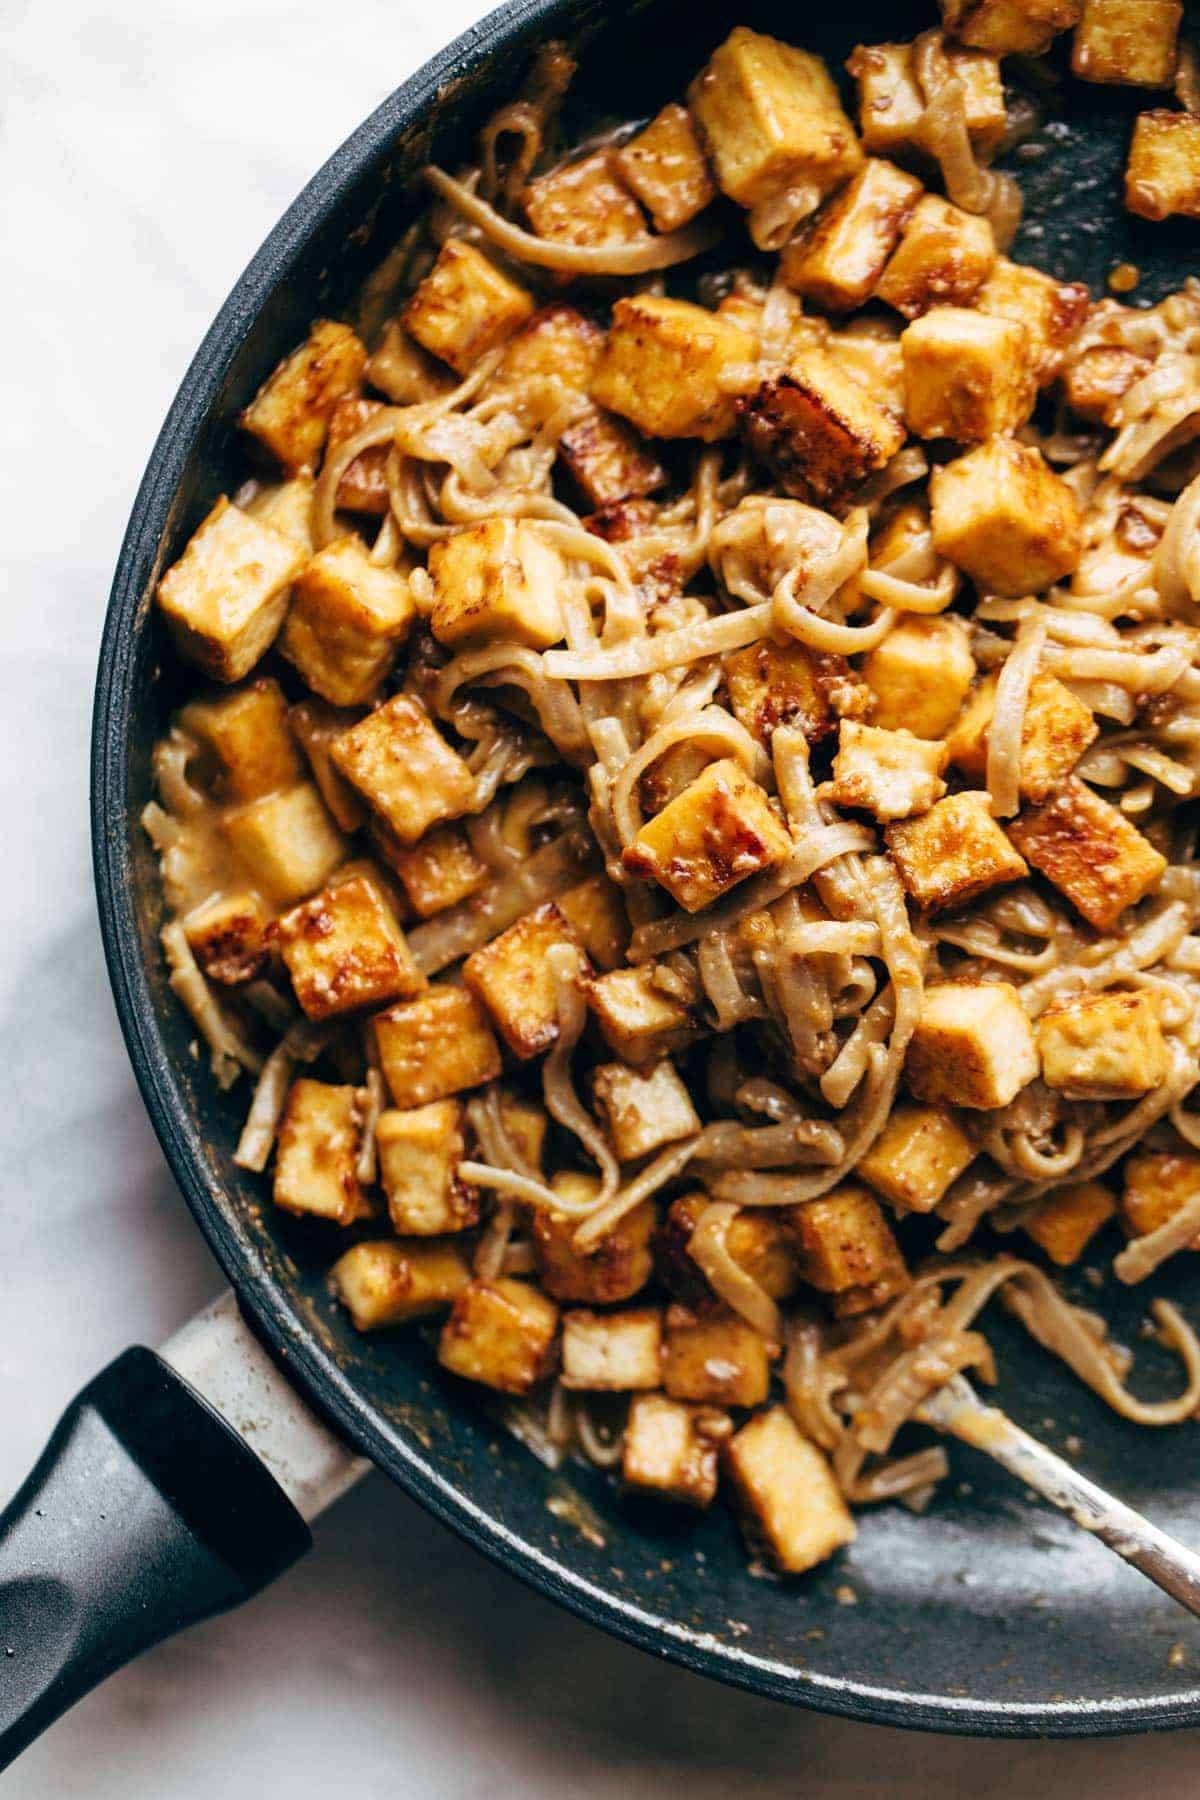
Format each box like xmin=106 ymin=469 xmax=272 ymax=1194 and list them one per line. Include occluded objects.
xmin=0 ymin=1345 xmax=311 ymax=1771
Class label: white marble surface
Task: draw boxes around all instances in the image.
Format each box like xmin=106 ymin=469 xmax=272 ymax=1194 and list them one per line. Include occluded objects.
xmin=4 ymin=1 xmax=1200 ymax=1790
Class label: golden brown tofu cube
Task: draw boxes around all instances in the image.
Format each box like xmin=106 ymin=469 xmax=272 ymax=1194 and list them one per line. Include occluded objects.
xmin=586 ymin=964 xmax=698 ymax=1068
xmin=786 ymin=1184 xmax=908 ymax=1299
xmin=180 ymin=677 xmax=302 ymax=802
xmin=375 ymin=986 xmax=502 ymax=1109
xmin=523 ymin=149 xmax=649 ymax=249
xmin=240 ymin=319 xmax=367 ymax=472
xmin=156 ymin=497 xmax=304 ymax=683
xmin=848 ymin=41 xmax=1007 ymax=158
xmin=561 ymin=1307 xmax=663 ymax=1391
xmin=931 ymin=439 xmax=1083 ymax=595
xmin=1123 ymin=1151 xmax=1200 ymax=1243
xmin=829 ymin=722 xmax=948 ymax=822
xmin=902 ymin=307 xmax=1037 ymax=440
xmin=906 ymin=980 xmax=1040 ymax=1109
xmin=1024 ymin=1181 xmax=1117 ymax=1266
xmin=875 ymin=195 xmax=996 ymax=321
xmin=462 ymin=902 xmax=589 ymax=1060
xmin=886 ymin=790 xmax=1028 ymax=913
xmin=364 ymin=319 xmax=456 ymax=404
xmin=288 ymin=697 xmax=367 ymax=833
xmin=245 ymin=473 xmax=316 ymax=553
xmin=858 ymin=1104 xmax=976 ymax=1213
xmin=740 ymin=348 xmax=906 ymax=508
xmin=974 ymin=257 xmax=1090 ymax=384
xmin=662 ymin=1305 xmax=772 ymax=1407
xmin=486 ymin=304 xmax=606 ymax=421
xmin=182 ymin=891 xmax=272 ymax=986
xmin=592 ymin=1058 xmax=701 ymax=1162
xmin=946 ymin=672 xmax=1098 ymax=802
xmin=330 ymin=695 xmax=475 ymax=846
xmin=273 ymin=1078 xmax=371 ymax=1224
xmin=427 ymin=518 xmax=565 ymax=651
xmin=657 ymin=1193 xmax=800 ymax=1308
xmin=557 ymin=406 xmax=668 ymax=510
xmin=942 ymin=0 xmax=1082 ymax=54
xmin=438 ymin=1278 xmax=559 ymax=1395
xmin=403 ymin=240 xmax=535 ymax=376
xmin=781 ymin=160 xmax=924 ymax=312
xmin=323 ymin=395 xmax=389 ymax=516
xmin=330 ymin=1238 xmax=472 ymax=1330
xmin=1006 ymin=777 xmax=1167 ymax=930
xmin=556 ymin=874 xmax=630 ymax=972
xmin=623 ymin=1394 xmax=729 ymax=1507
xmin=725 ymin=638 xmax=846 ymax=747
xmin=591 ymin=295 xmax=757 ymax=442
xmin=387 ymin=824 xmax=487 ymax=919
xmin=623 ymin=758 xmax=793 ymax=913
xmin=615 ymin=103 xmax=716 ymax=232
xmin=1036 ymin=990 xmax=1168 ymax=1099
xmin=863 ymin=615 xmax=975 ymax=740
xmin=1126 ymin=110 xmax=1200 ymax=219
xmin=277 ymin=873 xmax=424 ymax=1020
xmin=223 ymin=782 xmax=346 ymax=906
xmin=1062 ymin=343 xmax=1151 ymax=425
xmin=281 ymin=536 xmax=416 ymax=707
xmin=498 ymin=1092 xmax=549 ymax=1172
xmin=376 ymin=1101 xmax=480 ymax=1235
xmin=725 ymin=1408 xmax=856 ymax=1574
xmin=533 ymin=1180 xmax=657 ymax=1304
xmin=1073 ymin=0 xmax=1181 ymax=83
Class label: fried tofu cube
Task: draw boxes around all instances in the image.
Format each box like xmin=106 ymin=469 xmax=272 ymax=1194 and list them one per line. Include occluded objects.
xmin=272 ymin=1079 xmax=370 ymax=1224
xmin=557 ymin=406 xmax=668 ymax=510
xmin=374 ymin=986 xmax=502 ymax=1109
xmin=725 ymin=1408 xmax=856 ymax=1574
xmin=1073 ymin=0 xmax=1182 ymax=83
xmin=522 ymin=148 xmax=649 ymax=249
xmin=863 ymin=615 xmax=975 ymax=739
xmin=426 ymin=518 xmax=565 ymax=651
xmin=586 ymin=965 xmax=697 ymax=1068
xmin=1036 ymin=990 xmax=1168 ymax=1099
xmin=1024 ymin=1181 xmax=1117 ymax=1266
xmin=906 ymin=980 xmax=1039 ymax=1109
xmin=829 ymin=721 xmax=948 ymax=821
xmin=615 ymin=103 xmax=715 ymax=232
xmin=403 ymin=240 xmax=535 ymax=375
xmin=533 ymin=1177 xmax=657 ymax=1303
xmin=281 ymin=537 xmax=416 ymax=707
xmin=902 ymin=307 xmax=1037 ymax=441
xmin=662 ymin=1305 xmax=772 ymax=1407
xmin=438 ymin=1278 xmax=559 ymax=1395
xmin=180 ymin=677 xmax=302 ymax=802
xmin=240 ymin=319 xmax=367 ymax=472
xmin=848 ymin=41 xmax=1007 ymax=158
xmin=1006 ymin=777 xmax=1167 ymax=929
xmin=592 ymin=1058 xmax=700 ymax=1162
xmin=330 ymin=695 xmax=475 ymax=845
xmin=740 ymin=348 xmax=906 ymax=509
xmin=858 ymin=1104 xmax=976 ymax=1213
xmin=561 ymin=1307 xmax=663 ymax=1390
xmin=183 ymin=891 xmax=272 ymax=985
xmin=875 ymin=195 xmax=996 ymax=321
xmin=376 ymin=1101 xmax=480 ymax=1235
xmin=1123 ymin=1151 xmax=1200 ymax=1243
xmin=786 ymin=1185 xmax=908 ymax=1305
xmin=245 ymin=473 xmax=316 ymax=553
xmin=288 ymin=698 xmax=367 ymax=833
xmin=324 ymin=396 xmax=389 ymax=516
xmin=623 ymin=1394 xmax=729 ymax=1507
xmin=657 ymin=1194 xmax=800 ymax=1308
xmin=622 ymin=759 xmax=793 ymax=913
xmin=486 ymin=304 xmax=606 ymax=423
xmin=156 ymin=497 xmax=304 ymax=683
xmin=886 ymin=790 xmax=1028 ymax=913
xmin=364 ymin=318 xmax=456 ymax=404
xmin=946 ymin=671 xmax=1098 ymax=802
xmin=223 ymin=782 xmax=346 ymax=906
xmin=1062 ymin=344 xmax=1151 ymax=425
xmin=499 ymin=1091 xmax=549 ymax=1173
xmin=942 ymin=0 xmax=1082 ymax=54
xmin=556 ymin=874 xmax=630 ymax=972
xmin=462 ymin=902 xmax=589 ymax=1060
xmin=725 ymin=638 xmax=844 ymax=747
xmin=781 ymin=160 xmax=924 ymax=312
xmin=591 ymin=295 xmax=757 ymax=442
xmin=387 ymin=824 xmax=487 ymax=919
xmin=330 ymin=1239 xmax=471 ymax=1330
xmin=931 ymin=439 xmax=1083 ymax=595
xmin=975 ymin=257 xmax=1090 ymax=384
xmin=278 ymin=872 xmax=423 ymax=1019
xmin=1126 ymin=110 xmax=1200 ymax=220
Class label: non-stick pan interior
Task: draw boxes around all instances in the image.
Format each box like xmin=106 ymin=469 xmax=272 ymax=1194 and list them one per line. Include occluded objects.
xmin=93 ymin=0 xmax=1200 ymax=1733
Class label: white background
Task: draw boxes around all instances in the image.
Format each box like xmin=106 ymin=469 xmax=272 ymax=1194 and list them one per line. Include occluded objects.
xmin=4 ymin=1 xmax=1200 ymax=1791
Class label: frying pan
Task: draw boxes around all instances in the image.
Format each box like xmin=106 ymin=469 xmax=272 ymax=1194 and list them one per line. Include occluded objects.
xmin=6 ymin=0 xmax=1200 ymax=1763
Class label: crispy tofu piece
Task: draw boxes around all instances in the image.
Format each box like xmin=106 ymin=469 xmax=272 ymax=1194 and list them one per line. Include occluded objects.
xmin=281 ymin=536 xmax=416 ymax=707
xmin=858 ymin=1104 xmax=976 ymax=1213
xmin=523 ymin=149 xmax=649 ymax=249
xmin=272 ymin=1078 xmax=371 ymax=1224
xmin=438 ymin=1277 xmax=559 ymax=1395
xmin=1126 ymin=110 xmax=1200 ymax=220
xmin=781 ymin=160 xmax=924 ymax=312
xmin=586 ymin=964 xmax=698 ymax=1067
xmin=875 ymin=195 xmax=996 ymax=321
xmin=725 ymin=1408 xmax=856 ymax=1574
xmin=946 ymin=672 xmax=1098 ymax=802
xmin=616 ymin=103 xmax=715 ymax=232
xmin=462 ymin=902 xmax=589 ymax=1060
xmin=374 ymin=986 xmax=502 ymax=1109
xmin=1123 ymin=1151 xmax=1200 ymax=1243
xmin=1024 ymin=1181 xmax=1117 ymax=1266
xmin=1006 ymin=777 xmax=1167 ymax=929
xmin=1036 ymin=990 xmax=1168 ymax=1098
xmin=561 ymin=1307 xmax=663 ymax=1390
xmin=1062 ymin=344 xmax=1151 ymax=424
xmin=662 ymin=1305 xmax=772 ymax=1407
xmin=330 ymin=1238 xmax=472 ymax=1330
xmin=223 ymin=782 xmax=346 ymax=906
xmin=591 ymin=295 xmax=757 ymax=442
xmin=288 ymin=698 xmax=367 ymax=833
xmin=623 ymin=1394 xmax=730 ymax=1507
xmin=180 ymin=677 xmax=302 ymax=802
xmin=902 ymin=307 xmax=1037 ymax=440
xmin=426 ymin=518 xmax=565 ymax=651
xmin=740 ymin=348 xmax=906 ymax=508
xmin=324 ymin=396 xmax=389 ymax=515
xmin=931 ymin=439 xmax=1083 ymax=595
xmin=975 ymin=258 xmax=1090 ymax=384
xmin=592 ymin=1059 xmax=701 ymax=1162
xmin=403 ymin=240 xmax=535 ymax=375
xmin=376 ymin=1100 xmax=480 ymax=1235
xmin=183 ymin=891 xmax=272 ymax=985
xmin=942 ymin=0 xmax=1082 ymax=54
xmin=156 ymin=497 xmax=304 ymax=682
xmin=486 ymin=305 xmax=606 ymax=422
xmin=499 ymin=1092 xmax=549 ymax=1172
xmin=556 ymin=874 xmax=630 ymax=972
xmin=863 ymin=615 xmax=975 ymax=739
xmin=829 ymin=721 xmax=948 ymax=821
xmin=557 ymin=406 xmax=668 ymax=510
xmin=364 ymin=319 xmax=456 ymax=405
xmin=240 ymin=319 xmax=367 ymax=472
xmin=387 ymin=824 xmax=487 ymax=919
xmin=906 ymin=980 xmax=1039 ymax=1109
xmin=886 ymin=790 xmax=1028 ymax=913
xmin=848 ymin=41 xmax=1007 ymax=158
xmin=533 ymin=1178 xmax=657 ymax=1303
xmin=1073 ymin=0 xmax=1182 ymax=83
xmin=244 ymin=473 xmax=316 ymax=553
xmin=785 ymin=1185 xmax=909 ymax=1312
xmin=657 ymin=1193 xmax=800 ymax=1308
xmin=725 ymin=638 xmax=850 ymax=748
xmin=330 ymin=695 xmax=474 ymax=845
xmin=622 ymin=758 xmax=792 ymax=913
xmin=278 ymin=872 xmax=423 ymax=1019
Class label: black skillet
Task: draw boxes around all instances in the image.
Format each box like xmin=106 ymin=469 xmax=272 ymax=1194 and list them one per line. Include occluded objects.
xmin=4 ymin=0 xmax=1200 ymax=1765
